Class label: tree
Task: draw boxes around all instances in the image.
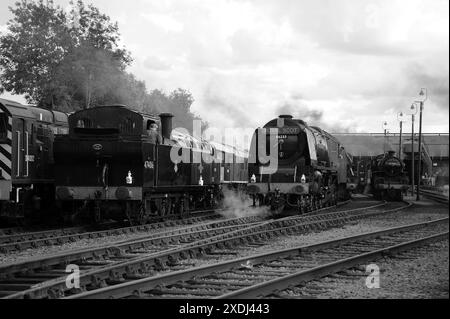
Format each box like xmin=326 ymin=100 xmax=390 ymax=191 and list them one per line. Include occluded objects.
xmin=168 ymin=88 xmax=205 ymax=132
xmin=0 ymin=0 xmax=131 ymax=109
xmin=0 ymin=0 xmax=208 ymax=131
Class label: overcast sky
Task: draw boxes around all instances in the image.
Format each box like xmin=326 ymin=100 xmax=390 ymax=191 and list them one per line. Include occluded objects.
xmin=1 ymin=0 xmax=448 ymax=134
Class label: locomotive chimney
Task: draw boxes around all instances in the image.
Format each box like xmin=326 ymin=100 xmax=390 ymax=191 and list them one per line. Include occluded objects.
xmin=277 ymin=115 xmax=293 ymax=127
xmin=159 ymin=113 xmax=174 ymax=140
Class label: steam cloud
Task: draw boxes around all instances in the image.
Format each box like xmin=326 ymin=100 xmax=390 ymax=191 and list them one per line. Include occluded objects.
xmin=220 ymin=188 xmax=270 ymax=219
xmin=275 ymin=101 xmax=353 ymax=133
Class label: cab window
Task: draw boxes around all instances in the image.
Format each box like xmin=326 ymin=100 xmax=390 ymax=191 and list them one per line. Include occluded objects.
xmin=146 ymin=120 xmax=156 ymax=130
xmin=76 ymin=118 xmax=92 ymax=128
xmin=120 ymin=117 xmax=135 ymax=134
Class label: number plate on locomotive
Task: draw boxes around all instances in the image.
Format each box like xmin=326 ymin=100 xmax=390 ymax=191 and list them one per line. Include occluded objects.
xmin=92 ymin=144 xmax=103 ymax=151
xmin=277 ymin=127 xmax=300 ymax=134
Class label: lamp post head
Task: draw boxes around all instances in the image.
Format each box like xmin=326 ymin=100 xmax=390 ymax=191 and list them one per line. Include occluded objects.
xmin=418 ymin=88 xmax=428 ymax=102
xmin=397 ymin=111 xmax=407 ymax=122
xmin=409 ymin=103 xmax=418 ymax=115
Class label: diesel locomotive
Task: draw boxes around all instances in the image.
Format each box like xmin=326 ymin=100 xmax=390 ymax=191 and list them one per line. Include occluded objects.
xmin=0 ymin=98 xmax=68 ymax=224
xmin=247 ymin=115 xmax=353 ymax=213
xmin=53 ymin=105 xmax=248 ymax=224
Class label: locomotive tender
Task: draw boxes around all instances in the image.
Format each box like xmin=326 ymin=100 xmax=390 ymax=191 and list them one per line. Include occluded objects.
xmin=54 ymin=105 xmax=248 ymax=224
xmin=247 ymin=115 xmax=353 ymax=213
xmin=0 ymin=98 xmax=68 ymax=223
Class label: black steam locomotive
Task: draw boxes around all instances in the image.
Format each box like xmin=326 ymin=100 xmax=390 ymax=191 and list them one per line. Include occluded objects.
xmin=247 ymin=115 xmax=353 ymax=214
xmin=53 ymin=105 xmax=248 ymax=224
xmin=0 ymin=98 xmax=68 ymax=224
xmin=368 ymin=151 xmax=409 ymax=201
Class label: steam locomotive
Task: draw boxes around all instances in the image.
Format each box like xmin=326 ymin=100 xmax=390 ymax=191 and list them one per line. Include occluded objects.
xmin=369 ymin=151 xmax=409 ymax=201
xmin=0 ymin=98 xmax=68 ymax=224
xmin=247 ymin=115 xmax=353 ymax=214
xmin=53 ymin=105 xmax=248 ymax=224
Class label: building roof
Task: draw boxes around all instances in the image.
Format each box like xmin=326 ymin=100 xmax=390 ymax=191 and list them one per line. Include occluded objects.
xmin=333 ymin=133 xmax=449 ymax=159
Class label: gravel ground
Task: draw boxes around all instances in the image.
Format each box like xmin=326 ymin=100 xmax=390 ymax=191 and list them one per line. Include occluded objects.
xmin=172 ymin=201 xmax=448 ymax=299
xmin=283 ymin=241 xmax=449 ymax=299
xmin=91 ymin=200 xmax=450 ymax=299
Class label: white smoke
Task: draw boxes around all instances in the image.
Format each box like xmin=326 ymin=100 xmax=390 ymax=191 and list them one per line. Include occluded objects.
xmin=220 ymin=188 xmax=270 ymax=218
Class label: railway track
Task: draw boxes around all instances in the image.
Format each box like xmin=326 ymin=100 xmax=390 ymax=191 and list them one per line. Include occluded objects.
xmin=419 ymin=189 xmax=449 ymax=205
xmin=0 ymin=209 xmax=225 ymax=253
xmin=0 ymin=199 xmax=371 ymax=253
xmin=0 ymin=200 xmax=406 ymax=299
xmin=68 ymin=217 xmax=448 ymax=299
xmin=0 ymin=226 xmax=93 ymax=246
xmin=0 ymin=227 xmax=29 ymax=236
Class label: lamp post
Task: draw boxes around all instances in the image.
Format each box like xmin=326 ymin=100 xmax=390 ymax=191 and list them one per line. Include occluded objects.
xmin=408 ymin=103 xmax=418 ymax=197
xmin=397 ymin=112 xmax=406 ymax=160
xmin=416 ymin=88 xmax=427 ymax=201
xmin=382 ymin=121 xmax=389 ymax=153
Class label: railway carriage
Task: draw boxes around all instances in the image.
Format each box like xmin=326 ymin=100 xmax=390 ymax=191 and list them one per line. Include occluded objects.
xmin=54 ymin=105 xmax=248 ymax=224
xmin=0 ymin=98 xmax=68 ymax=223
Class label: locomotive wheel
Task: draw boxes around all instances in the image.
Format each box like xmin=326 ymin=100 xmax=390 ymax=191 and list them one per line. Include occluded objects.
xmin=93 ymin=202 xmax=102 ymax=224
xmin=136 ymin=202 xmax=146 ymax=225
xmin=258 ymin=195 xmax=264 ymax=207
xmin=177 ymin=198 xmax=185 ymax=215
xmin=162 ymin=199 xmax=169 ymax=217
xmin=312 ymin=197 xmax=318 ymax=210
xmin=386 ymin=189 xmax=402 ymax=202
xmin=170 ymin=199 xmax=176 ymax=215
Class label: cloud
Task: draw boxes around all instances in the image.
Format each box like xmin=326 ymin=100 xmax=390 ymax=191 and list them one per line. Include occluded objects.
xmin=0 ymin=0 xmax=448 ymax=137
xmin=143 ymin=56 xmax=172 ymax=70
xmin=404 ymin=62 xmax=449 ymax=109
xmin=141 ymin=12 xmax=183 ymax=33
xmin=127 ymin=0 xmax=448 ymax=137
